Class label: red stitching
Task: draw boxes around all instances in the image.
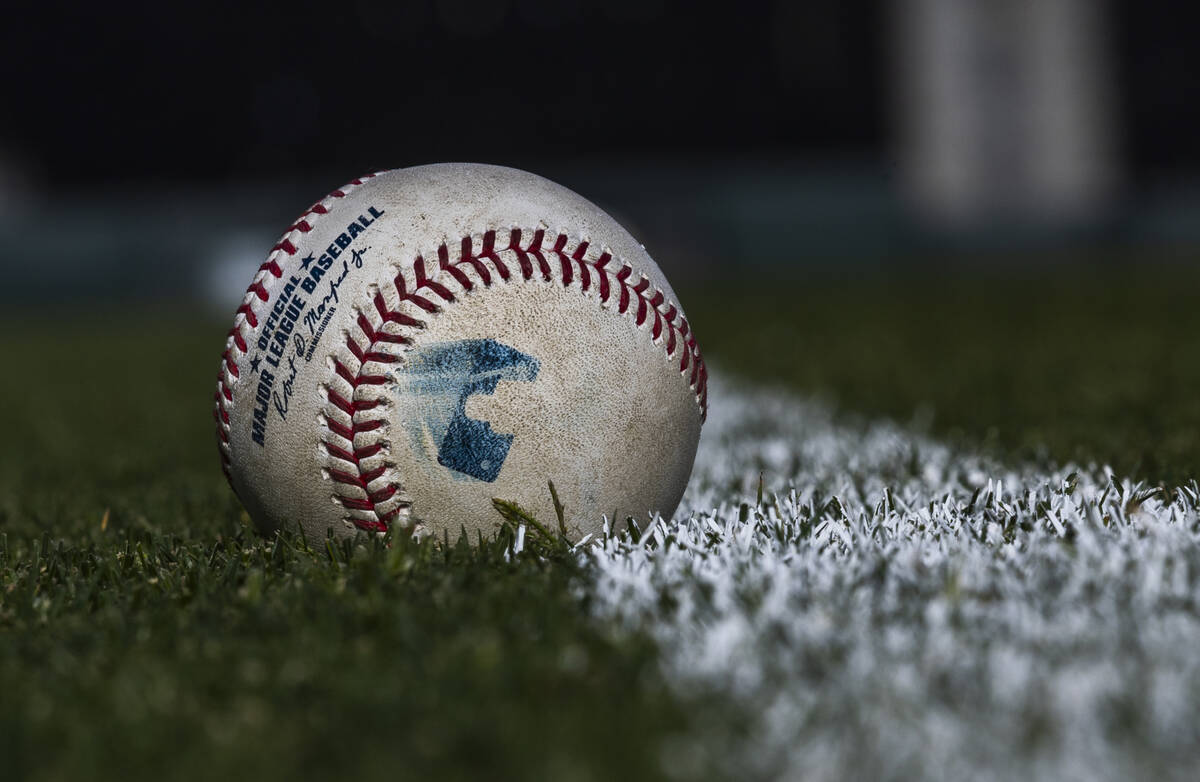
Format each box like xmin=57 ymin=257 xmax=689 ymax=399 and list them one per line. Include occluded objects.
xmin=326 ymin=418 xmax=355 ymax=441
xmin=235 ymin=303 xmax=258 ymax=328
xmin=321 ymin=331 xmax=404 ymax=531
xmin=213 ymin=172 xmax=381 ymax=495
xmin=320 ymin=228 xmax=707 ymax=535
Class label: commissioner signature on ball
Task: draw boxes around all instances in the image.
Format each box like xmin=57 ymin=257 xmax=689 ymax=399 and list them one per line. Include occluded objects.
xmin=302 ymin=246 xmax=368 ymax=337
xmin=272 ymin=346 xmax=301 ymax=420
xmin=276 ymin=246 xmax=371 ymax=421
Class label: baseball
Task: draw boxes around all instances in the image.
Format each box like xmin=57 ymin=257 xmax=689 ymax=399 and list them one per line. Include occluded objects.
xmin=214 ymin=164 xmax=707 ymax=542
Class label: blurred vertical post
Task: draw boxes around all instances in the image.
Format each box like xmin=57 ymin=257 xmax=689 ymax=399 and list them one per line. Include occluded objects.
xmin=893 ymin=0 xmax=1118 ymax=228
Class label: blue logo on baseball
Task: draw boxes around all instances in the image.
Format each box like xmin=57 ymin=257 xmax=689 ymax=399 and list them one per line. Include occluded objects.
xmin=391 ymin=339 xmax=539 ymax=482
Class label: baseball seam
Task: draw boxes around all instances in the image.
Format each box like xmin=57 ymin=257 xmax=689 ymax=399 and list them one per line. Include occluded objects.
xmin=321 ymin=227 xmax=708 ymax=534
xmin=213 ymin=172 xmax=384 ymax=492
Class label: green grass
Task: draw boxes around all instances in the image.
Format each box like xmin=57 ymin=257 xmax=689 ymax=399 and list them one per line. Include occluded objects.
xmin=4 ymin=266 xmax=1200 ymax=781
xmin=1 ymin=529 xmax=695 ymax=782
xmin=687 ymin=265 xmax=1200 ymax=484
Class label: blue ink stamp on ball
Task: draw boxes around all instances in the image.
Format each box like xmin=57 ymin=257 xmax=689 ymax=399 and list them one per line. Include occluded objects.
xmin=391 ymin=339 xmax=539 ymax=482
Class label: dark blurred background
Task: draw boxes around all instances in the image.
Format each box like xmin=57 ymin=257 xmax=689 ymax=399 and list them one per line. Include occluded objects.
xmin=1 ymin=0 xmax=1198 ymax=309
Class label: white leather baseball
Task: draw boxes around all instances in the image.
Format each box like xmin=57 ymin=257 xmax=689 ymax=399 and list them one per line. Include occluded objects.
xmin=214 ymin=163 xmax=707 ymax=542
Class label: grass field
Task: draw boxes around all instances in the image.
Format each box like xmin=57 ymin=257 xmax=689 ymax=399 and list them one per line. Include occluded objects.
xmin=693 ymin=267 xmax=1200 ymax=483
xmin=4 ymin=268 xmax=1200 ymax=781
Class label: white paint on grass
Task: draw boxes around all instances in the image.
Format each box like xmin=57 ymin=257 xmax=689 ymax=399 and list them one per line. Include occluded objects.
xmin=580 ymin=375 xmax=1200 ymax=782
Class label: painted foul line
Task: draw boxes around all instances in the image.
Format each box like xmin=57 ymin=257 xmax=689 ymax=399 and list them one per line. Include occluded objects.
xmin=575 ymin=373 xmax=1200 ymax=782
